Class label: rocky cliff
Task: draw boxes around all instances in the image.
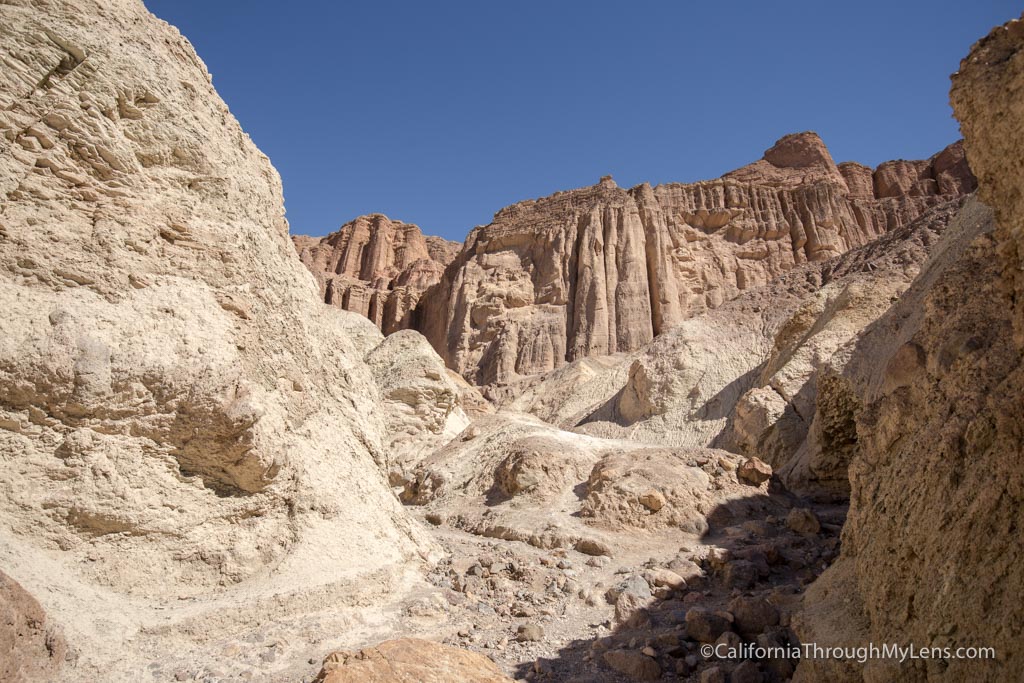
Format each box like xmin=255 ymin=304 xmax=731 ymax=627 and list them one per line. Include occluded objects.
xmin=0 ymin=0 xmax=433 ymax=678
xmin=294 ymin=214 xmax=459 ymax=334
xmin=413 ymin=134 xmax=974 ymax=389
xmin=793 ymin=14 xmax=1024 ymax=682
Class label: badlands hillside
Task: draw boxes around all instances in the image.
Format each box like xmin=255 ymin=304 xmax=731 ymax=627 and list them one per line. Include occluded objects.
xmin=0 ymin=1 xmax=1021 ymax=682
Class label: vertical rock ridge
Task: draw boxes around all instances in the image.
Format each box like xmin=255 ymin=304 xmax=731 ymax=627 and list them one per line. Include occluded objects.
xmin=293 ymin=214 xmax=459 ymax=334
xmin=402 ymin=135 xmax=974 ymax=391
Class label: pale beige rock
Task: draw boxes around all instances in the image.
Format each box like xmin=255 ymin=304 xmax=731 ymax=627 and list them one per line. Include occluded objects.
xmin=505 ymin=193 xmax=968 ymax=504
xmin=365 ymin=329 xmax=484 ymax=483
xmin=402 ymin=412 xmax=776 ymax=560
xmin=315 ymin=638 xmax=512 ymax=683
xmin=581 ymin=450 xmax=741 ymax=535
xmin=0 ymin=1 xmax=430 ymax=679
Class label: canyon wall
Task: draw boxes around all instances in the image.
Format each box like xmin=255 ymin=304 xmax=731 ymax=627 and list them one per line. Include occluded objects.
xmin=413 ymin=134 xmax=974 ymax=388
xmin=294 ymin=214 xmax=458 ymax=334
xmin=794 ymin=14 xmax=1024 ymax=682
xmin=0 ymin=0 xmax=431 ymax=678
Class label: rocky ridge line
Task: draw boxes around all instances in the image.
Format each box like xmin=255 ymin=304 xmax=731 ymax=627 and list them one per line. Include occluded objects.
xmin=293 ymin=214 xmax=459 ymax=334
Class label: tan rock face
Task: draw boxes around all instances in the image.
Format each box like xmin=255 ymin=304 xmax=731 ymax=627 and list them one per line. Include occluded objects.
xmin=294 ymin=215 xmax=459 ymax=334
xmin=315 ymin=638 xmax=513 ymax=683
xmin=366 ymin=329 xmax=490 ymax=485
xmin=794 ymin=14 xmax=1024 ymax=681
xmin=415 ymin=133 xmax=975 ymax=389
xmin=0 ymin=0 xmax=429 ymax=677
xmin=501 ymin=193 xmax=967 ymax=494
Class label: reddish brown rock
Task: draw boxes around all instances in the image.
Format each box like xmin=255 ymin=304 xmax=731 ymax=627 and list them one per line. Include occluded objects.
xmin=0 ymin=572 xmax=66 ymax=682
xmin=737 ymin=457 xmax=773 ymax=486
xmin=293 ymin=214 xmax=459 ymax=333
xmin=413 ymin=134 xmax=974 ymax=389
xmin=314 ymin=638 xmax=512 ymax=683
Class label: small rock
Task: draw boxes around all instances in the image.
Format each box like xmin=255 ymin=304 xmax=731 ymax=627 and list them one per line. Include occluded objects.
xmin=576 ymin=538 xmax=613 ymax=557
xmin=517 ymin=623 xmax=545 ymax=642
xmin=615 ymin=591 xmax=653 ymax=627
xmin=645 ymin=568 xmax=686 ymax=589
xmin=729 ymin=596 xmax=779 ymax=636
xmin=641 ymin=646 xmax=657 ymax=657
xmin=758 ymin=632 xmax=794 ymax=679
xmin=731 ymin=660 xmax=764 ymax=683
xmin=723 ymin=560 xmax=758 ymax=589
xmin=638 ymin=489 xmax=666 ymax=512
xmin=685 ymin=608 xmax=730 ymax=643
xmin=606 ymin=575 xmax=652 ymax=603
xmin=712 ymin=631 xmax=742 ymax=658
xmin=667 ymin=557 xmax=704 ymax=582
xmin=602 ymin=649 xmax=662 ymax=681
xmin=737 ymin=457 xmax=773 ymax=486
xmin=787 ymin=508 xmax=821 ymax=534
xmin=700 ymin=665 xmax=726 ymax=683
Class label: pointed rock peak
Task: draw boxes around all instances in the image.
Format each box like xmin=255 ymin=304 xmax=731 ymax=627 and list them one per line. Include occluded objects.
xmin=350 ymin=213 xmax=398 ymax=229
xmin=763 ymin=132 xmax=836 ymax=169
xmin=598 ymin=175 xmax=618 ymax=189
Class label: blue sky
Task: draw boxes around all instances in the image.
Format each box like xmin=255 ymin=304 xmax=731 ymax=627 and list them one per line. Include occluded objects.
xmin=146 ymin=1 xmax=1020 ymax=241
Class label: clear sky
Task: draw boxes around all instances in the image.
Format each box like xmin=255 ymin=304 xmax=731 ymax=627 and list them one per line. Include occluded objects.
xmin=145 ymin=1 xmax=1020 ymax=241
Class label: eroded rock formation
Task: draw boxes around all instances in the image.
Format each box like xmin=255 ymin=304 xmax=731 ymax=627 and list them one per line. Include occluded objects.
xmin=294 ymin=214 xmax=459 ymax=333
xmin=793 ymin=14 xmax=1024 ymax=681
xmin=0 ymin=0 xmax=430 ymax=678
xmin=413 ymin=134 xmax=974 ymax=389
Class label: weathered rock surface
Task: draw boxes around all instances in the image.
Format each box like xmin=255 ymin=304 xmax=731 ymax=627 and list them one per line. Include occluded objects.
xmin=0 ymin=571 xmax=67 ymax=682
xmin=366 ymin=329 xmax=490 ymax=484
xmin=315 ymin=638 xmax=512 ymax=683
xmin=794 ymin=14 xmax=1024 ymax=681
xmin=503 ymin=194 xmax=966 ymax=485
xmin=0 ymin=0 xmax=430 ymax=678
xmin=401 ymin=410 xmax=787 ymax=564
xmin=294 ymin=214 xmax=459 ymax=334
xmin=414 ymin=135 xmax=974 ymax=390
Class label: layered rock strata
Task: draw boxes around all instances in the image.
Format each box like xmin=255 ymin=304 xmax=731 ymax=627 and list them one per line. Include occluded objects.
xmin=294 ymin=214 xmax=459 ymax=334
xmin=414 ymin=134 xmax=974 ymax=389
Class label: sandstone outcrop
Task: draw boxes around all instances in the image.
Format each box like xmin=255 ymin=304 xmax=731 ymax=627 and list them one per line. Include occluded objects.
xmin=414 ymin=135 xmax=974 ymax=390
xmin=294 ymin=214 xmax=459 ymax=334
xmin=366 ymin=329 xmax=490 ymax=485
xmin=0 ymin=0 xmax=430 ymax=678
xmin=315 ymin=638 xmax=513 ymax=683
xmin=502 ymin=193 xmax=966 ymax=481
xmin=794 ymin=14 xmax=1024 ymax=681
